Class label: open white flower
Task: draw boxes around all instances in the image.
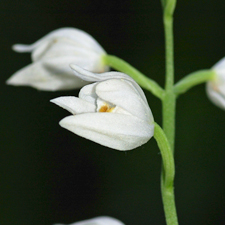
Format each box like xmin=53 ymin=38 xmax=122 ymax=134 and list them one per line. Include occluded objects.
xmin=54 ymin=216 xmax=125 ymax=225
xmin=206 ymin=57 xmax=225 ymax=109
xmin=7 ymin=28 xmax=108 ymax=91
xmin=51 ymin=65 xmax=154 ymax=151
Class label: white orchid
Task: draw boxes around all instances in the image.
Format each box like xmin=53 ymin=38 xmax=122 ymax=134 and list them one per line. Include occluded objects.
xmin=54 ymin=216 xmax=125 ymax=225
xmin=206 ymin=57 xmax=225 ymax=109
xmin=51 ymin=65 xmax=154 ymax=151
xmin=7 ymin=28 xmax=108 ymax=91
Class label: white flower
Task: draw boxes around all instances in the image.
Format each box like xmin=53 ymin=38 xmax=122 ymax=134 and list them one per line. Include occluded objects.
xmin=7 ymin=28 xmax=108 ymax=91
xmin=54 ymin=216 xmax=125 ymax=225
xmin=206 ymin=57 xmax=225 ymax=109
xmin=51 ymin=65 xmax=154 ymax=151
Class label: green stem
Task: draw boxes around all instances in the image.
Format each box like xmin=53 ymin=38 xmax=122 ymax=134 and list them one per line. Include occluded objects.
xmin=174 ymin=70 xmax=216 ymax=96
xmin=164 ymin=17 xmax=174 ymax=91
xmin=162 ymin=14 xmax=176 ymax=152
xmin=161 ymin=177 xmax=178 ymax=225
xmin=162 ymin=92 xmax=176 ymax=152
xmin=154 ymin=123 xmax=178 ymax=225
xmin=154 ymin=123 xmax=175 ymax=187
xmin=161 ymin=1 xmax=178 ymax=225
xmin=102 ymin=55 xmax=164 ymax=100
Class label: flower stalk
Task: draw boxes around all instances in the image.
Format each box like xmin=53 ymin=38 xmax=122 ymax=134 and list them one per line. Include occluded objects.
xmin=154 ymin=123 xmax=177 ymax=225
xmin=174 ymin=70 xmax=216 ymax=96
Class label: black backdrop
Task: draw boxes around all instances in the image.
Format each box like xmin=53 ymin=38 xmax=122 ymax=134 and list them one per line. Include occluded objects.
xmin=1 ymin=0 xmax=225 ymax=224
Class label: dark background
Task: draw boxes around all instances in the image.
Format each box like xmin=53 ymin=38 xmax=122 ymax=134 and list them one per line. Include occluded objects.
xmin=1 ymin=0 xmax=225 ymax=224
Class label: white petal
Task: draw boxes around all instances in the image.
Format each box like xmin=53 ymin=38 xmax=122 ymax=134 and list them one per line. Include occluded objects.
xmin=95 ymin=79 xmax=154 ymax=123
xmin=31 ymin=39 xmax=55 ymax=61
xmin=50 ymin=96 xmax=96 ymax=114
xmin=206 ymin=82 xmax=225 ymax=109
xmin=59 ymin=113 xmax=154 ymax=151
xmin=70 ymin=65 xmax=148 ymax=103
xmin=32 ymin=37 xmax=101 ymax=62
xmin=206 ymin=58 xmax=225 ymax=109
xmin=70 ymin=64 xmax=132 ymax=82
xmin=213 ymin=57 xmax=225 ymax=70
xmin=13 ymin=28 xmax=106 ymax=56
xmin=54 ymin=216 xmax=125 ymax=225
xmin=214 ymin=69 xmax=225 ymax=79
xmin=7 ymin=61 xmax=86 ymax=91
xmin=42 ymin=37 xmax=100 ymax=57
xmin=44 ymin=56 xmax=105 ymax=75
xmin=10 ymin=28 xmax=108 ymax=91
xmin=12 ymin=44 xmax=36 ymax=52
xmin=40 ymin=28 xmax=106 ymax=54
xmin=78 ymin=83 xmax=98 ymax=104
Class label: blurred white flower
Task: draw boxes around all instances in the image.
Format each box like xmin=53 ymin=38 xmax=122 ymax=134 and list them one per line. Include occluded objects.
xmin=206 ymin=57 xmax=225 ymax=109
xmin=51 ymin=65 xmax=154 ymax=151
xmin=54 ymin=216 xmax=125 ymax=225
xmin=7 ymin=28 xmax=108 ymax=91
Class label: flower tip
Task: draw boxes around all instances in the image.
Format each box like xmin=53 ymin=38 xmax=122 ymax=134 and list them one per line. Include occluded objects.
xmin=50 ymin=98 xmax=56 ymax=104
xmin=6 ymin=76 xmax=18 ymax=86
xmin=58 ymin=116 xmax=70 ymax=130
xmin=50 ymin=97 xmax=65 ymax=108
xmin=6 ymin=78 xmax=12 ymax=85
xmin=12 ymin=44 xmax=33 ymax=52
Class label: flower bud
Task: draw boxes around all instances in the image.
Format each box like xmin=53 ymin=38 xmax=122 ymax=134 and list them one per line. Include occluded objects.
xmin=51 ymin=65 xmax=154 ymax=151
xmin=206 ymin=57 xmax=225 ymax=109
xmin=7 ymin=28 xmax=108 ymax=91
xmin=54 ymin=216 xmax=125 ymax=225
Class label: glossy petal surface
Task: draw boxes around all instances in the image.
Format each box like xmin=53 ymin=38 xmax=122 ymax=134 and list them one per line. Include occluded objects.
xmin=60 ymin=113 xmax=154 ymax=150
xmin=51 ymin=97 xmax=96 ymax=114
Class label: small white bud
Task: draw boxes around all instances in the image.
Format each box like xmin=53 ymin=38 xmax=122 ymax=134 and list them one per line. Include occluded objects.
xmin=7 ymin=28 xmax=108 ymax=91
xmin=206 ymin=57 xmax=225 ymax=109
xmin=53 ymin=216 xmax=125 ymax=225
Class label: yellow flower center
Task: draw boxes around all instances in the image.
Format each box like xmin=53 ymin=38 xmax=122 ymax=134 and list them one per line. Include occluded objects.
xmin=99 ymin=104 xmax=115 ymax=113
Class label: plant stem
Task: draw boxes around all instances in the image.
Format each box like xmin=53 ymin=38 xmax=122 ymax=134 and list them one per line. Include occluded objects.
xmin=154 ymin=123 xmax=175 ymax=187
xmin=162 ymin=90 xmax=176 ymax=152
xmin=174 ymin=70 xmax=216 ymax=96
xmin=161 ymin=1 xmax=178 ymax=224
xmin=161 ymin=177 xmax=178 ymax=225
xmin=162 ymin=15 xmax=176 ymax=153
xmin=154 ymin=123 xmax=178 ymax=225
